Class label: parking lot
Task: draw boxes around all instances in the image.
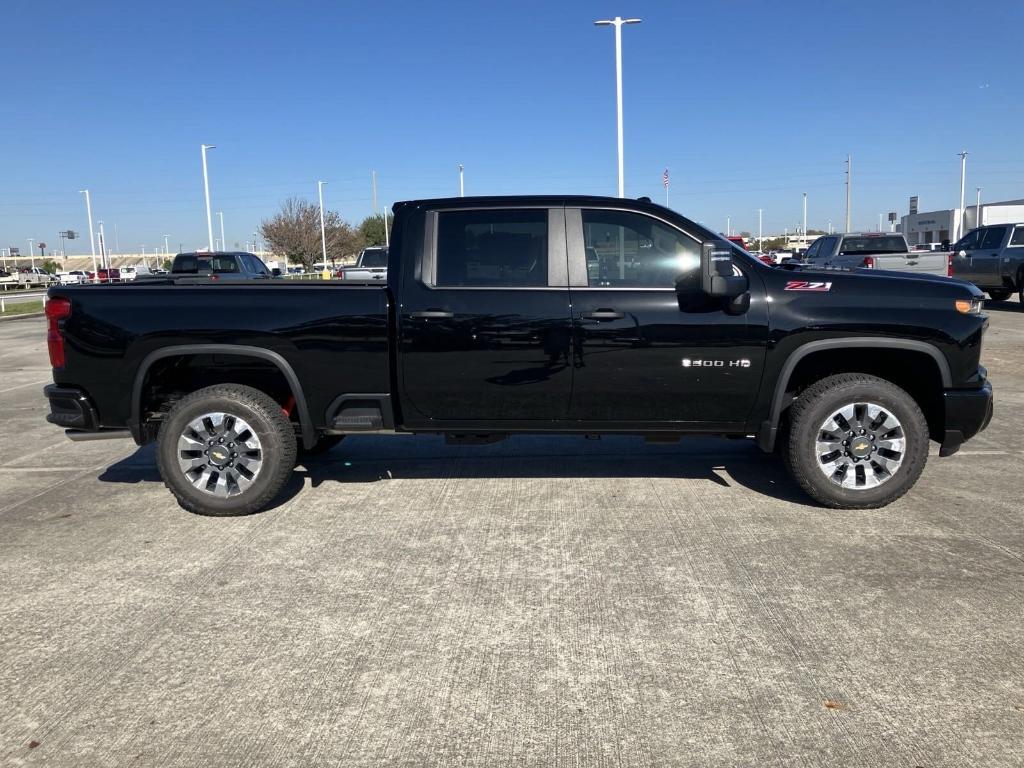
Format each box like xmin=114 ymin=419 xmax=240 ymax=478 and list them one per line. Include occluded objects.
xmin=0 ymin=301 xmax=1021 ymax=767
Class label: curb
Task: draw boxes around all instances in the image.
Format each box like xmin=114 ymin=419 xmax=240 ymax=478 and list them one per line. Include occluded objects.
xmin=0 ymin=312 xmax=44 ymax=322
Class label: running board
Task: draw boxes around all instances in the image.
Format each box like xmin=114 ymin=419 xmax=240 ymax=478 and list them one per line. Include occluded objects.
xmin=66 ymin=429 xmax=132 ymax=441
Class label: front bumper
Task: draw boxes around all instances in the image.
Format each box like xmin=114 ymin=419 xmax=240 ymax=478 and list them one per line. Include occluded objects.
xmin=939 ymin=381 xmax=994 ymax=457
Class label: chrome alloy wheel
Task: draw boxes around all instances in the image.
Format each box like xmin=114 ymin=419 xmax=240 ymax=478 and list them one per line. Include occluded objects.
xmin=176 ymin=412 xmax=263 ymax=497
xmin=814 ymin=402 xmax=905 ymax=489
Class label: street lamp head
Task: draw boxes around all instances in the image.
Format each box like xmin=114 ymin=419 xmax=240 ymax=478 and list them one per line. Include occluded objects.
xmin=623 ymin=18 xmax=642 ymax=23
xmin=202 ymin=144 xmax=216 ymax=151
xmin=594 ymin=19 xmax=614 ymax=25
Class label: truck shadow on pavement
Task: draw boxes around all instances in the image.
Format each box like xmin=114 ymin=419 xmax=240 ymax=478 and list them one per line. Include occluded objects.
xmin=97 ymin=435 xmax=812 ymax=511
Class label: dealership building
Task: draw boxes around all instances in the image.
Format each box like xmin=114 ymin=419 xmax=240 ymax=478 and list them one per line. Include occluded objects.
xmin=901 ymin=198 xmax=1024 ymax=246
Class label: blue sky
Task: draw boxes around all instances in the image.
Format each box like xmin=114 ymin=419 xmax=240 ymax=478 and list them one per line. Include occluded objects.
xmin=2 ymin=0 xmax=1022 ymax=254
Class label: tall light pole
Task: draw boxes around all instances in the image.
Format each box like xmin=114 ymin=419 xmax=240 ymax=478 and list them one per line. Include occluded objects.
xmin=164 ymin=234 xmax=170 ymax=258
xmin=317 ymin=180 xmax=328 ymax=265
xmin=975 ymin=186 xmax=982 ymax=229
xmin=802 ymin=192 xmax=807 ymax=238
xmin=726 ymin=216 xmax=731 ymax=236
xmin=217 ymin=211 xmax=225 ymax=253
xmin=459 ymin=164 xmax=464 ymax=197
xmin=757 ymin=208 xmax=763 ymax=251
xmin=594 ymin=16 xmax=641 ymax=198
xmin=828 ymin=219 xmax=833 ymax=234
xmin=79 ymin=189 xmax=97 ymax=277
xmin=98 ymin=222 xmax=106 ymax=267
xmin=878 ymin=213 xmax=883 ymax=232
xmin=27 ymin=239 xmax=34 ymax=269
xmin=384 ymin=205 xmax=390 ymax=248
xmin=201 ymin=144 xmax=215 ymax=251
xmin=957 ymin=150 xmax=968 ymax=242
xmin=253 ymin=232 xmax=259 ymax=254
xmin=845 ymin=154 xmax=852 ymax=233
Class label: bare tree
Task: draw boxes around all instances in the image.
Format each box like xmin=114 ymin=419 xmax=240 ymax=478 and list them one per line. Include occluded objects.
xmin=259 ymin=198 xmax=364 ymax=269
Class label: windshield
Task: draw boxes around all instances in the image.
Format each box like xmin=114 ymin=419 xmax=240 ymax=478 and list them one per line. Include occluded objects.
xmin=838 ymin=236 xmax=906 ymax=255
xmin=360 ymin=250 xmax=387 ymax=268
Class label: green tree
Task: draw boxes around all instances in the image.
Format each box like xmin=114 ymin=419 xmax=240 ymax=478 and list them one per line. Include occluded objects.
xmin=260 ymin=198 xmax=364 ymax=269
xmin=41 ymin=259 xmax=59 ymax=273
xmin=359 ymin=212 xmax=392 ymax=247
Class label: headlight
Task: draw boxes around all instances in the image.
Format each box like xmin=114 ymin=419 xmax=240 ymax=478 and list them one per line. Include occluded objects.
xmin=955 ymin=298 xmax=984 ymax=314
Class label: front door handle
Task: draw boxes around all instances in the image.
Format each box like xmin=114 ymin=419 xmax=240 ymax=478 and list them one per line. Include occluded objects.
xmin=581 ymin=309 xmax=624 ymax=321
xmin=410 ymin=309 xmax=454 ymax=319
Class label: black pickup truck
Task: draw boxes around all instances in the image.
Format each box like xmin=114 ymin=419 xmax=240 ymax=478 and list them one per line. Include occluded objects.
xmin=44 ymin=195 xmax=993 ymax=516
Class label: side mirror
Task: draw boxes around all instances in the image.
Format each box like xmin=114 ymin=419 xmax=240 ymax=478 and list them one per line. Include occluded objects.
xmin=271 ymin=267 xmax=282 ymax=277
xmin=701 ymin=242 xmax=749 ymax=298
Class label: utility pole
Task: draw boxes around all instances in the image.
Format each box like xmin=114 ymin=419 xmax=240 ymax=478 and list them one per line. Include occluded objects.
xmin=317 ymin=180 xmax=328 ymax=265
xmin=217 ymin=211 xmax=225 ymax=253
xmin=201 ymin=144 xmax=216 ymax=251
xmin=975 ymin=186 xmax=982 ymax=229
xmin=957 ymin=150 xmax=968 ymax=241
xmin=27 ymin=239 xmax=34 ymax=269
xmin=458 ymin=164 xmax=464 ymax=197
xmin=757 ymin=208 xmax=763 ymax=252
xmin=79 ymin=189 xmax=97 ymax=279
xmin=828 ymin=219 xmax=833 ymax=234
xmin=371 ymin=170 xmax=378 ymax=215
xmin=802 ymin=192 xmax=807 ymax=238
xmin=594 ymin=16 xmax=642 ymax=197
xmin=845 ymin=154 xmax=852 ymax=233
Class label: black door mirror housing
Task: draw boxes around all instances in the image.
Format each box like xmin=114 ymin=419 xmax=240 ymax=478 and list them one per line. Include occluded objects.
xmin=271 ymin=267 xmax=283 ymax=277
xmin=701 ymin=242 xmax=749 ymax=298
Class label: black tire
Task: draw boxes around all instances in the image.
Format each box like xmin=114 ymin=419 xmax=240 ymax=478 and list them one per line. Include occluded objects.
xmin=297 ymin=435 xmax=346 ymax=457
xmin=156 ymin=384 xmax=297 ymax=516
xmin=784 ymin=373 xmax=929 ymax=509
xmin=987 ymin=288 xmax=1012 ymax=302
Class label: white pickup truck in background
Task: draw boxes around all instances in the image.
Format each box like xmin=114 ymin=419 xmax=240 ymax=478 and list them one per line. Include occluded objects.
xmin=336 ymin=247 xmax=388 ymax=282
xmin=791 ymin=233 xmax=950 ymax=276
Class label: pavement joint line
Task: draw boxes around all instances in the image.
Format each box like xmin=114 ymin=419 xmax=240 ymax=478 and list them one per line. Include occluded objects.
xmin=0 ymin=461 xmax=109 ymax=515
xmin=0 ymin=467 xmax=101 ymax=473
xmin=0 ymin=379 xmax=50 ymax=395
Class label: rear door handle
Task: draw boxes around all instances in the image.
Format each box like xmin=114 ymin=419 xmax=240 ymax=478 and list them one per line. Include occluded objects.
xmin=581 ymin=309 xmax=624 ymax=321
xmin=410 ymin=309 xmax=454 ymax=319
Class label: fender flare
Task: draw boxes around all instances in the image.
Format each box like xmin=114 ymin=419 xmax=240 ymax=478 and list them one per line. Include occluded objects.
xmin=130 ymin=344 xmax=316 ymax=449
xmin=756 ymin=337 xmax=951 ymax=452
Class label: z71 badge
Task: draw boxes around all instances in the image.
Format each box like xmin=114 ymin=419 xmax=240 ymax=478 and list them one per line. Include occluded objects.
xmin=785 ymin=280 xmax=832 ymax=292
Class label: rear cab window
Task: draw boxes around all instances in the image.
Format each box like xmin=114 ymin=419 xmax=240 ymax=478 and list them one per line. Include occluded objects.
xmin=433 ymin=209 xmax=548 ymax=287
xmin=838 ymin=236 xmax=907 ymax=255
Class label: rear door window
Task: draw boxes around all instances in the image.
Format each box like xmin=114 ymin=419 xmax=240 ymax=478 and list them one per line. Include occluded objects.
xmin=981 ymin=227 xmax=1007 ymax=250
xmin=435 ymin=209 xmax=548 ymax=287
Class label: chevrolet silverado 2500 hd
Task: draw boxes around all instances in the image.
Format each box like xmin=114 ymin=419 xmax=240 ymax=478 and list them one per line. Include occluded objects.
xmin=44 ymin=196 xmax=993 ymax=516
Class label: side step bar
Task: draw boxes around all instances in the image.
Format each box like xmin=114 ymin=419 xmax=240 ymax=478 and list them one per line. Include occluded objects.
xmin=66 ymin=429 xmax=132 ymax=442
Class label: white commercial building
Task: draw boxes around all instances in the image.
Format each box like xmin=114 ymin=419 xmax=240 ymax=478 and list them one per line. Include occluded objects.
xmin=901 ymin=198 xmax=1024 ymax=247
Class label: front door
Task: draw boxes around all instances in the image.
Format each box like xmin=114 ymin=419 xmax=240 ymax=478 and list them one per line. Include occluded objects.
xmin=969 ymin=226 xmax=1009 ymax=288
xmin=565 ymin=207 xmax=767 ymax=428
xmin=397 ymin=207 xmax=573 ymax=425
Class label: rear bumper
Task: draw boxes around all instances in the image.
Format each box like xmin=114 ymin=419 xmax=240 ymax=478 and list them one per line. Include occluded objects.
xmin=44 ymin=384 xmax=99 ymax=430
xmin=939 ymin=382 xmax=994 ymax=457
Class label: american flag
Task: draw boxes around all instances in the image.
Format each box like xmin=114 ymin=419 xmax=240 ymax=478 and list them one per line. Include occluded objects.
xmin=663 ymin=168 xmax=669 ymax=188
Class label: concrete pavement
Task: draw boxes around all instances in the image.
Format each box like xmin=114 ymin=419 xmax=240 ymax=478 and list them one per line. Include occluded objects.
xmin=0 ymin=302 xmax=1022 ymax=767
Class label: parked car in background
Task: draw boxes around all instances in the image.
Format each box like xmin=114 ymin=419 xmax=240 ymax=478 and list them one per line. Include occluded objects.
xmin=791 ymin=233 xmax=950 ymax=276
xmin=57 ymin=271 xmax=88 ymax=285
xmin=950 ymin=223 xmax=1024 ymax=302
xmin=86 ymin=268 xmax=121 ymax=283
xmin=18 ymin=267 xmax=58 ymax=287
xmin=0 ymin=270 xmax=16 ymax=286
xmin=336 ymin=247 xmax=388 ymax=281
xmin=170 ymin=252 xmax=276 ymax=280
xmin=120 ymin=265 xmax=153 ymax=281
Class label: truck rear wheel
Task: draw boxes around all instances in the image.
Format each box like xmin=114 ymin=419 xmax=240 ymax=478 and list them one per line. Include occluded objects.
xmin=783 ymin=374 xmax=929 ymax=509
xmin=156 ymin=384 xmax=297 ymax=516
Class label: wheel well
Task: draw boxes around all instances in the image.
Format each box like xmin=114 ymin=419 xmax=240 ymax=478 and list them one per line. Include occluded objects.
xmin=137 ymin=354 xmax=300 ymax=442
xmin=780 ymin=348 xmax=945 ymax=441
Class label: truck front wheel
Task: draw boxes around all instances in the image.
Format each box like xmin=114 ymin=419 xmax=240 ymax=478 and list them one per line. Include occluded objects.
xmin=156 ymin=384 xmax=297 ymax=516
xmin=783 ymin=374 xmax=929 ymax=509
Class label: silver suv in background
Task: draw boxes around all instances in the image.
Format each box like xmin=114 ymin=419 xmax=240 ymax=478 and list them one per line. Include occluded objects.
xmin=950 ymin=223 xmax=1024 ymax=302
xmin=796 ymin=233 xmax=950 ymax=276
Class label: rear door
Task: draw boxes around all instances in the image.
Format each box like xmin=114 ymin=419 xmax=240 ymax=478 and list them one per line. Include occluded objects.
xmin=397 ymin=206 xmax=573 ymax=425
xmin=967 ymin=226 xmax=1008 ymax=288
